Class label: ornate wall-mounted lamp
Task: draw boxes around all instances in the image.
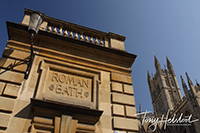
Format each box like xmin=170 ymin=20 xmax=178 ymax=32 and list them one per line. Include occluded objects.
xmin=24 ymin=11 xmax=43 ymax=79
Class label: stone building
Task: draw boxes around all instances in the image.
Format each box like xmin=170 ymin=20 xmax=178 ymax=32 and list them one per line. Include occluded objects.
xmin=0 ymin=9 xmax=138 ymax=133
xmin=144 ymin=55 xmax=200 ymax=133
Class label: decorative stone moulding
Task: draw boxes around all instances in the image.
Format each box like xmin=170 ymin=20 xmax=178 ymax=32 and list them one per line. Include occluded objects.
xmin=35 ymin=59 xmax=100 ymax=110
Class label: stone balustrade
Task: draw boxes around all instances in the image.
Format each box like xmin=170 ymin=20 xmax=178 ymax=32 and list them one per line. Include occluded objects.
xmin=46 ymin=23 xmax=105 ymax=46
xmin=22 ymin=9 xmax=126 ymax=51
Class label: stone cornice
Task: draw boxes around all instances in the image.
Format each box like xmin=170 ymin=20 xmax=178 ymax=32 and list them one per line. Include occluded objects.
xmin=6 ymin=21 xmax=136 ymax=73
xmin=31 ymin=98 xmax=103 ymax=125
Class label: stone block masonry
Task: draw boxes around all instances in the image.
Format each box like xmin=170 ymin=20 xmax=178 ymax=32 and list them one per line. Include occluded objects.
xmin=0 ymin=8 xmax=138 ymax=133
xmin=111 ymin=72 xmax=138 ymax=132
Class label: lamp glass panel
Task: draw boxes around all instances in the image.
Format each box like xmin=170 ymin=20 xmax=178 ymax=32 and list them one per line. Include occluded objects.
xmin=28 ymin=13 xmax=43 ymax=34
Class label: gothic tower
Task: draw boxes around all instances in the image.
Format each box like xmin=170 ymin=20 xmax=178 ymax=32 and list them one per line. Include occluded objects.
xmin=144 ymin=56 xmax=200 ymax=132
xmin=148 ymin=55 xmax=200 ymax=119
xmin=147 ymin=55 xmax=182 ymax=116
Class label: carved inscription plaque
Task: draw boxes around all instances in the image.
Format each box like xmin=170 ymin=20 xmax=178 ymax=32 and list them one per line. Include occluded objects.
xmin=46 ymin=71 xmax=92 ymax=101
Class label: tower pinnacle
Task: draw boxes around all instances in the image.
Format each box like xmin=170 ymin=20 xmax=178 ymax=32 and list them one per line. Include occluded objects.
xmin=195 ymin=79 xmax=200 ymax=87
xmin=180 ymin=75 xmax=190 ymax=101
xmin=154 ymin=54 xmax=161 ymax=71
xmin=166 ymin=56 xmax=175 ymax=75
xmin=139 ymin=103 xmax=142 ymax=113
xmin=166 ymin=56 xmax=171 ymax=67
xmin=147 ymin=71 xmax=152 ymax=81
xmin=186 ymin=72 xmax=193 ymax=86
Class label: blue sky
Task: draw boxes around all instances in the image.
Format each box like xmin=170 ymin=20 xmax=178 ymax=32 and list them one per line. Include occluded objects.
xmin=0 ymin=1 xmax=200 ymax=112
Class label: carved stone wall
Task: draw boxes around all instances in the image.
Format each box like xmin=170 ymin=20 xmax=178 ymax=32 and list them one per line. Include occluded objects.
xmin=0 ymin=9 xmax=138 ymax=133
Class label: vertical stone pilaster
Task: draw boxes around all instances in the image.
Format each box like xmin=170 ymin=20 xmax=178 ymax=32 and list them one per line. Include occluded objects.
xmin=54 ymin=116 xmax=60 ymax=133
xmin=60 ymin=115 xmax=72 ymax=133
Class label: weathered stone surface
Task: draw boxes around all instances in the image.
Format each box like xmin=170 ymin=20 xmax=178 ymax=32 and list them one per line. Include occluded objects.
xmin=6 ymin=100 xmax=32 ymax=133
xmin=99 ymin=71 xmax=111 ymax=104
xmin=39 ymin=68 xmax=96 ymax=108
xmin=0 ymin=69 xmax=24 ymax=84
xmin=104 ymin=38 xmax=109 ymax=48
xmin=100 ymin=128 xmax=113 ymax=133
xmin=3 ymin=47 xmax=29 ymax=60
xmin=33 ymin=116 xmax=53 ymax=125
xmin=21 ymin=14 xmax=30 ymax=25
xmin=99 ymin=102 xmax=112 ymax=116
xmin=113 ymin=104 xmax=124 ymax=116
xmin=0 ymin=97 xmax=15 ymax=112
xmin=3 ymin=84 xmax=20 ymax=98
xmin=0 ymin=57 xmax=7 ymax=67
xmin=60 ymin=115 xmax=72 ymax=133
xmin=99 ymin=90 xmax=111 ymax=103
xmin=125 ymin=106 xmax=137 ymax=118
xmin=71 ymin=120 xmax=78 ymax=133
xmin=0 ymin=57 xmax=27 ymax=72
xmin=111 ymin=72 xmax=132 ymax=84
xmin=77 ymin=123 xmax=95 ymax=131
xmin=54 ymin=116 xmax=60 ymax=133
xmin=46 ymin=71 xmax=93 ymax=101
xmin=113 ymin=117 xmax=138 ymax=131
xmin=112 ymin=82 xmax=123 ymax=93
xmin=40 ymin=21 xmax=48 ymax=31
xmin=32 ymin=128 xmax=52 ymax=133
xmin=32 ymin=123 xmax=54 ymax=131
xmin=124 ymin=84 xmax=134 ymax=95
xmin=100 ymin=115 xmax=112 ymax=129
xmin=0 ymin=113 xmax=11 ymax=128
xmin=110 ymin=38 xmax=125 ymax=51
xmin=13 ymin=63 xmax=27 ymax=73
xmin=0 ymin=82 xmax=5 ymax=95
xmin=112 ymin=93 xmax=135 ymax=106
